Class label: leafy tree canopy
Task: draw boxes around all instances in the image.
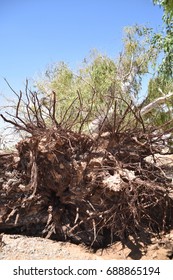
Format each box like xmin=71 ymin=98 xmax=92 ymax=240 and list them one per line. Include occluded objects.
xmin=153 ymin=0 xmax=173 ymax=17
xmin=35 ymin=25 xmax=158 ymax=132
xmin=152 ymin=0 xmax=173 ymax=79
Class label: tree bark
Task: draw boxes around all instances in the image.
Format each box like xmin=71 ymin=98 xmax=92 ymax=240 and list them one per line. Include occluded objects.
xmin=140 ymin=91 xmax=173 ymax=116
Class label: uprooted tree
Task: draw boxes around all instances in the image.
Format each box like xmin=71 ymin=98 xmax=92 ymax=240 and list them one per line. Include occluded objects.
xmin=0 ymin=24 xmax=173 ymax=248
xmin=1 ymin=79 xmax=173 ymax=248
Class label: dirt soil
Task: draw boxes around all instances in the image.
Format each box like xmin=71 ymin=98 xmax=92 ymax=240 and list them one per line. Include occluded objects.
xmin=0 ymin=232 xmax=173 ymax=260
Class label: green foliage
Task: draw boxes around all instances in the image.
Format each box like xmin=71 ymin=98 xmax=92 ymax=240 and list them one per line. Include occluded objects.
xmin=35 ymin=25 xmax=157 ymax=132
xmin=153 ymin=0 xmax=173 ymax=17
xmin=121 ymin=25 xmax=158 ymax=97
xmin=142 ymin=1 xmax=173 ymax=127
xmin=36 ymin=53 xmax=118 ymax=131
xmin=144 ymin=76 xmax=173 ymax=126
xmin=44 ymin=24 xmax=155 ymax=131
xmin=152 ymin=0 xmax=173 ymax=79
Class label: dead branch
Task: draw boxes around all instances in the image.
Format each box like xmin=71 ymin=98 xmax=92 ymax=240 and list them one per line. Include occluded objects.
xmin=141 ymin=91 xmax=173 ymax=116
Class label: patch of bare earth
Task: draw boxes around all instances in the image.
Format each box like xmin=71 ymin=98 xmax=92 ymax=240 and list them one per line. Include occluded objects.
xmin=1 ymin=232 xmax=173 ymax=260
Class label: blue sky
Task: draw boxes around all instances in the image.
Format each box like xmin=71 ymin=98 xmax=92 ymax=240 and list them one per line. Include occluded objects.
xmin=0 ymin=0 xmax=163 ymax=107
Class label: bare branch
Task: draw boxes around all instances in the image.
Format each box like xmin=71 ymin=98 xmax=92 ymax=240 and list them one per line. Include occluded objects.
xmin=141 ymin=91 xmax=173 ymax=116
xmin=4 ymin=78 xmax=20 ymax=99
xmin=0 ymin=114 xmax=30 ymax=133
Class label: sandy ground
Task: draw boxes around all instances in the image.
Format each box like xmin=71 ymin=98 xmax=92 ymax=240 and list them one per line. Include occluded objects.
xmin=0 ymin=232 xmax=173 ymax=260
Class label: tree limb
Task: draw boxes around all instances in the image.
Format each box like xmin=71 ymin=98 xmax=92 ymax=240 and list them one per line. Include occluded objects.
xmin=140 ymin=91 xmax=173 ymax=116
